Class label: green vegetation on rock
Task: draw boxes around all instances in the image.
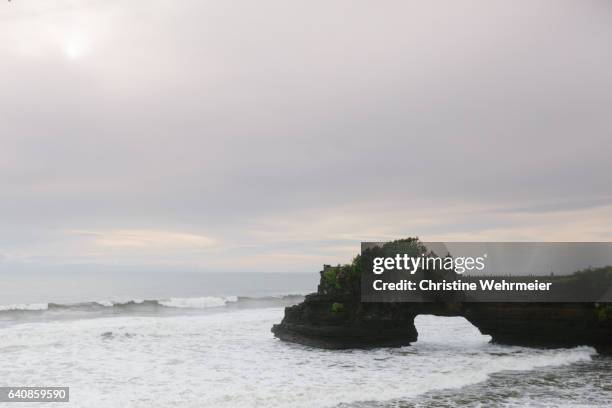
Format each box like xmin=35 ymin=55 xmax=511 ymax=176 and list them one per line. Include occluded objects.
xmin=597 ymin=305 xmax=612 ymax=321
xmin=331 ymin=302 xmax=345 ymax=313
xmin=323 ymin=267 xmax=341 ymax=289
xmin=320 ymin=238 xmax=429 ymax=295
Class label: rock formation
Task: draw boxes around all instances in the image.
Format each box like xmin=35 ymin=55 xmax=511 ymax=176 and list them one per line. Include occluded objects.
xmin=272 ymin=239 xmax=612 ymax=354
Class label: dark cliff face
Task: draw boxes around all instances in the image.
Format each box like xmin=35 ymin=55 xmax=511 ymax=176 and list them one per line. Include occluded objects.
xmin=272 ymin=264 xmax=612 ymax=354
xmin=271 ymin=261 xmax=463 ymax=350
xmin=463 ymin=303 xmax=612 ymax=354
xmin=272 ymin=293 xmax=419 ymax=349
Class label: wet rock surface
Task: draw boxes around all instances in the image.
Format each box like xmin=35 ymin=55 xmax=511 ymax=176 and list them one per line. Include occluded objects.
xmin=272 ymin=266 xmax=612 ymax=354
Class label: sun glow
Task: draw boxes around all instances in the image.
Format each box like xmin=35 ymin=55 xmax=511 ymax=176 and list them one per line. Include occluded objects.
xmin=62 ymin=36 xmax=91 ymax=60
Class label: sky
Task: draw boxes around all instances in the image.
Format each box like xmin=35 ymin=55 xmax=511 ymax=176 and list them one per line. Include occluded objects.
xmin=1 ymin=0 xmax=611 ymax=273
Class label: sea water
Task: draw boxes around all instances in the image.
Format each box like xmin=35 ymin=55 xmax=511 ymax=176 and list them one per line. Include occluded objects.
xmin=0 ymin=271 xmax=609 ymax=407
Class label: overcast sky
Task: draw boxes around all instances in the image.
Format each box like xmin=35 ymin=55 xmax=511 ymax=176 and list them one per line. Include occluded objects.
xmin=1 ymin=0 xmax=611 ymax=273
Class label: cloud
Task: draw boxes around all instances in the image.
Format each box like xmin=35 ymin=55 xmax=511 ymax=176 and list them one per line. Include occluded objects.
xmin=0 ymin=1 xmax=611 ymax=272
xmin=71 ymin=229 xmax=216 ymax=251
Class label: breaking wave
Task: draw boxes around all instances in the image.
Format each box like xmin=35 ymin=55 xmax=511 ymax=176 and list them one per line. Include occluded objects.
xmin=0 ymin=303 xmax=49 ymax=312
xmin=0 ymin=295 xmax=304 ymax=317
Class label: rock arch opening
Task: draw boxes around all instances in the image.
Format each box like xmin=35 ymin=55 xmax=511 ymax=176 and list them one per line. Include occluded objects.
xmin=413 ymin=315 xmax=491 ymax=346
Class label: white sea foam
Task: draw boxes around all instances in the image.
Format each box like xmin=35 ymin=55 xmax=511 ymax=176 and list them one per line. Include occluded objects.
xmin=0 ymin=310 xmax=598 ymax=408
xmin=158 ymin=296 xmax=237 ymax=309
xmin=0 ymin=302 xmax=48 ymax=311
xmin=0 ymin=296 xmax=243 ymax=314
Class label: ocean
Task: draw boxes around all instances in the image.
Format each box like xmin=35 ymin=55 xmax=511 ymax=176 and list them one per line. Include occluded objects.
xmin=0 ymin=271 xmax=610 ymax=407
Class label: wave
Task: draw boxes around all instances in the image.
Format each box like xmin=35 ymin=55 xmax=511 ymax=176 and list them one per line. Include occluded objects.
xmin=159 ymin=296 xmax=237 ymax=309
xmin=0 ymin=294 xmax=304 ymax=316
xmin=0 ymin=303 xmax=49 ymax=312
